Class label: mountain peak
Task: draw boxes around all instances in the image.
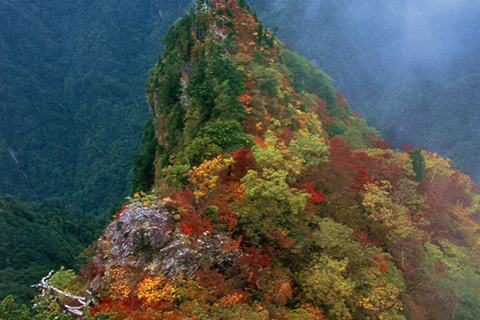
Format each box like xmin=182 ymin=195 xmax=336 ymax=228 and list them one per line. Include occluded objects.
xmin=29 ymin=1 xmax=480 ymax=319
xmin=135 ymin=0 xmax=377 ymax=194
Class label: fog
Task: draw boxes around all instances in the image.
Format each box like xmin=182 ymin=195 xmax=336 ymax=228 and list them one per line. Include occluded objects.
xmin=253 ymin=0 xmax=480 ymax=182
xmin=330 ymin=0 xmax=480 ymax=77
xmin=264 ymin=0 xmax=480 ymax=82
xmin=366 ymin=0 xmax=479 ymax=72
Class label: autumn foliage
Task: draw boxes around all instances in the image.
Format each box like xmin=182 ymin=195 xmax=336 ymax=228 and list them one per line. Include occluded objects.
xmin=28 ymin=1 xmax=480 ymax=319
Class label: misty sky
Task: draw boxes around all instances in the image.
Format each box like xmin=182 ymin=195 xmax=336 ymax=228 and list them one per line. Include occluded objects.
xmin=268 ymin=0 xmax=480 ymax=76
xmin=347 ymin=0 xmax=480 ymax=75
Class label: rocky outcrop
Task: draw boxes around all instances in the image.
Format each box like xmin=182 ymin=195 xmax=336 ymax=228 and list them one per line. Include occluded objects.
xmin=88 ymin=199 xmax=240 ymax=292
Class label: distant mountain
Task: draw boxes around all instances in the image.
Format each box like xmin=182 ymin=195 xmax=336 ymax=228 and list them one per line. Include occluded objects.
xmin=0 ymin=0 xmax=191 ymax=214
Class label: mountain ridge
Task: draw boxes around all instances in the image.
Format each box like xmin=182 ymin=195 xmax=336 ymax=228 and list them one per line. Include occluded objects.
xmin=2 ymin=1 xmax=480 ymax=319
xmin=79 ymin=1 xmax=480 ymax=319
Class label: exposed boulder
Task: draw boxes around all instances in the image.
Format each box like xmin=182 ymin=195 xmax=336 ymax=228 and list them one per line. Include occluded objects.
xmin=88 ymin=199 xmax=240 ymax=292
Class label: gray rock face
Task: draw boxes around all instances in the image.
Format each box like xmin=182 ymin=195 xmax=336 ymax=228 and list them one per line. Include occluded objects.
xmin=88 ymin=199 xmax=240 ymax=292
xmin=102 ymin=201 xmax=171 ymax=263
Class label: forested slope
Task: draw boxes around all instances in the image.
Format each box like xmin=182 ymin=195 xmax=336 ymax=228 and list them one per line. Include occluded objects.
xmin=0 ymin=194 xmax=100 ymax=304
xmin=0 ymin=0 xmax=191 ymax=213
xmin=3 ymin=1 xmax=479 ymax=319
